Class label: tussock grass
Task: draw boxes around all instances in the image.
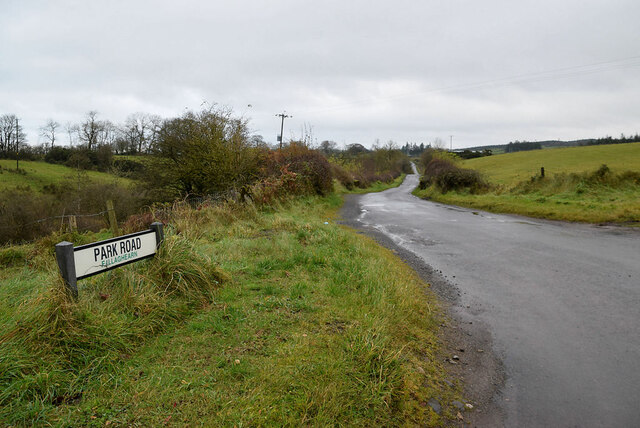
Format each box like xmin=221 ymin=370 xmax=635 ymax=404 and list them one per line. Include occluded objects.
xmin=0 ymin=227 xmax=226 ymax=424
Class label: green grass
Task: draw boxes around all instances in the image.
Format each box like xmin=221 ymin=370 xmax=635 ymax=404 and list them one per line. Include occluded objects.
xmin=0 ymin=195 xmax=459 ymax=426
xmin=463 ymin=142 xmax=640 ymax=187
xmin=0 ymin=160 xmax=132 ymax=192
xmin=414 ymin=144 xmax=640 ymax=224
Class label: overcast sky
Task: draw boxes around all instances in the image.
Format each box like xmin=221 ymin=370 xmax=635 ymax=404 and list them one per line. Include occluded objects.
xmin=1 ymin=0 xmax=639 ymax=149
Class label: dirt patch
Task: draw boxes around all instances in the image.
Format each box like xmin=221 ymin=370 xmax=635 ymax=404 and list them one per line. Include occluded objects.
xmin=339 ymin=194 xmax=506 ymax=427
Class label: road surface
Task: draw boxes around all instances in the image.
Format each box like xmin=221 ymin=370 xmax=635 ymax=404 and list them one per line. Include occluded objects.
xmin=342 ymin=170 xmax=640 ymax=427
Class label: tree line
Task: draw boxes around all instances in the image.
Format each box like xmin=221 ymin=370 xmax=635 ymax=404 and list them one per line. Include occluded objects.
xmin=505 ymin=141 xmax=543 ymax=153
xmin=578 ymin=134 xmax=640 ymax=147
xmin=0 ymin=114 xmax=27 ymax=156
xmin=0 ymin=111 xmax=164 ymax=159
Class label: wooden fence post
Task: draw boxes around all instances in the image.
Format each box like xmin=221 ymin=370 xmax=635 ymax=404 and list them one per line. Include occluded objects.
xmin=106 ymin=199 xmax=119 ymax=236
xmin=68 ymin=215 xmax=77 ymax=232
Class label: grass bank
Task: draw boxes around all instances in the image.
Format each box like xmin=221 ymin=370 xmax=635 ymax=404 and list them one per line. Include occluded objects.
xmin=0 ymin=160 xmax=132 ymax=192
xmin=1 ymin=192 xmax=460 ymax=426
xmin=414 ymin=144 xmax=640 ymax=224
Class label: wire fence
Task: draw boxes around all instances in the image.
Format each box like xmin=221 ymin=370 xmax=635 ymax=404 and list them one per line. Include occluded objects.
xmin=0 ymin=191 xmax=238 ymax=248
xmin=0 ymin=210 xmax=109 ymax=232
xmin=0 ymin=210 xmax=113 ymax=248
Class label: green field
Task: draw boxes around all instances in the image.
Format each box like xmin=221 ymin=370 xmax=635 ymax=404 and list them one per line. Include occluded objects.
xmin=463 ymin=142 xmax=640 ymax=187
xmin=414 ymin=143 xmax=640 ymax=224
xmin=0 ymin=160 xmax=132 ymax=191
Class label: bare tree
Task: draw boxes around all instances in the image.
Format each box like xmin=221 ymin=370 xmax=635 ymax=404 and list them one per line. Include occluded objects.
xmin=431 ymin=137 xmax=445 ymax=150
xmin=0 ymin=114 xmax=16 ymax=152
xmin=147 ymin=114 xmax=163 ymax=152
xmin=0 ymin=114 xmax=26 ymax=154
xmin=78 ymin=111 xmax=103 ymax=149
xmin=40 ymin=119 xmax=60 ymax=150
xmin=99 ymin=120 xmax=117 ymax=148
xmin=294 ymin=122 xmax=315 ymax=147
xmin=121 ymin=112 xmax=162 ymax=153
xmin=65 ymin=121 xmax=77 ymax=146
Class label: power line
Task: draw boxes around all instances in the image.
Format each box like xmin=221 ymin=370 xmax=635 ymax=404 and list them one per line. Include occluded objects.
xmin=297 ymin=55 xmax=640 ymax=115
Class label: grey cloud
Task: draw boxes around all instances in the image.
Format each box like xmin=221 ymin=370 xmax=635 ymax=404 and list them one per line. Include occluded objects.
xmin=1 ymin=0 xmax=639 ymax=148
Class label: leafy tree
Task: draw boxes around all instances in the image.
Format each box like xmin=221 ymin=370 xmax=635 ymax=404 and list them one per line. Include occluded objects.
xmin=249 ymin=134 xmax=268 ymax=148
xmin=146 ymin=107 xmax=259 ymax=199
xmin=319 ymin=140 xmax=338 ymax=155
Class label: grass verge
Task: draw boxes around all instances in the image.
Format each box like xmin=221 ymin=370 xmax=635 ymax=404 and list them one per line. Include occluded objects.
xmin=414 ymin=186 xmax=640 ymax=224
xmin=415 ymin=144 xmax=640 ymax=224
xmin=1 ymin=193 xmax=459 ymax=426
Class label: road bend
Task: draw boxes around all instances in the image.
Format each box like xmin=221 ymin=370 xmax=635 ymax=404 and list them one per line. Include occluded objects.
xmin=343 ymin=170 xmax=640 ymax=427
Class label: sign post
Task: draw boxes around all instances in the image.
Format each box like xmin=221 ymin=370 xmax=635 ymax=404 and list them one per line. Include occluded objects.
xmin=55 ymin=241 xmax=78 ymax=298
xmin=55 ymin=222 xmax=164 ymax=299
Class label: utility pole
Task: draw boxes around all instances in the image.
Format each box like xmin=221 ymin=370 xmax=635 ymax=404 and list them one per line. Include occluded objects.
xmin=15 ymin=117 xmax=19 ymax=170
xmin=450 ymin=135 xmax=453 ymax=152
xmin=275 ymin=112 xmax=291 ymax=150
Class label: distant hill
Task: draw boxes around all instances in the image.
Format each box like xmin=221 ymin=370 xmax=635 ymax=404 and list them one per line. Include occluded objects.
xmin=463 ymin=136 xmax=639 ymax=154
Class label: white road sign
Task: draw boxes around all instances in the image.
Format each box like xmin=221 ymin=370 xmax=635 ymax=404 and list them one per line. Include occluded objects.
xmin=73 ymin=229 xmax=158 ymax=279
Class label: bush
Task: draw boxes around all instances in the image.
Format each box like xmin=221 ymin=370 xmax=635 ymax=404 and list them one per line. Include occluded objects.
xmin=590 ymin=164 xmax=611 ymax=181
xmin=44 ymin=147 xmax=73 ymax=164
xmin=420 ymin=158 xmax=487 ymax=193
xmin=113 ymin=158 xmax=145 ymax=178
xmin=436 ymin=168 xmax=486 ymax=193
xmin=331 ymin=163 xmax=355 ymax=190
xmin=54 ymin=146 xmax=114 ymax=171
xmin=65 ymin=150 xmax=94 ymax=170
xmin=262 ymin=143 xmax=333 ymax=196
xmin=420 ymin=148 xmax=437 ymax=172
xmin=94 ymin=144 xmax=113 ymax=171
xmin=330 ymin=145 xmax=410 ymax=189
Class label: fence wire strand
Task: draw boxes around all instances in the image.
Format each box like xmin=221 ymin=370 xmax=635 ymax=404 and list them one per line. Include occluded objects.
xmin=1 ymin=191 xmax=236 ymax=248
xmin=0 ymin=210 xmax=109 ymax=231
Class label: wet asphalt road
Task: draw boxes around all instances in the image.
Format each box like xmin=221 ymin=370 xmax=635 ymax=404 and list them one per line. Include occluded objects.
xmin=344 ymin=171 xmax=640 ymax=427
